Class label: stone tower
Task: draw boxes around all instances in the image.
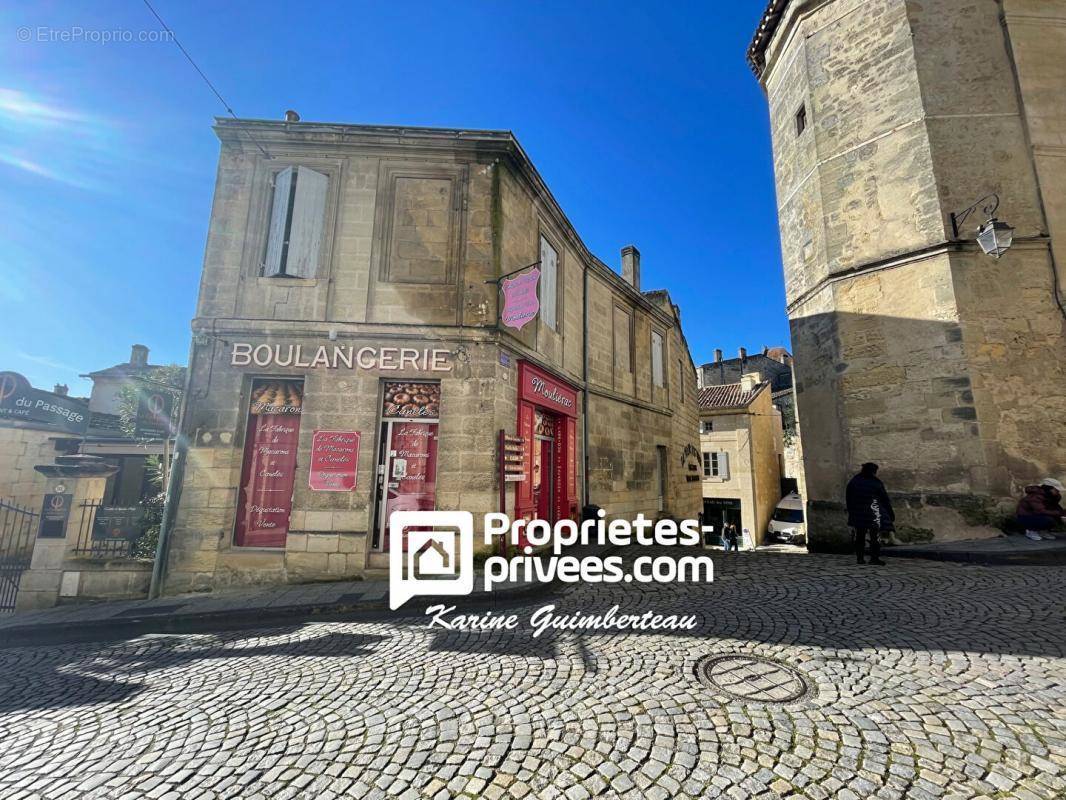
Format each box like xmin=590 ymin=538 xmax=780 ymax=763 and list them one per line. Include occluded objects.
xmin=748 ymin=0 xmax=1066 ymax=549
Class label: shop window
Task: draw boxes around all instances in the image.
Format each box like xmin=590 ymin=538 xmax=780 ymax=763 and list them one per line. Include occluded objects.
xmin=540 ymin=234 xmax=558 ymax=330
xmin=651 ymin=330 xmax=664 ymax=387
xmin=234 ymin=378 xmax=304 ymax=548
xmin=263 ymin=166 xmax=329 ymax=278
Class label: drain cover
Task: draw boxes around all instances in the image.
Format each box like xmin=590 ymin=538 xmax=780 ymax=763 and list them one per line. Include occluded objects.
xmin=696 ymin=654 xmax=810 ymax=704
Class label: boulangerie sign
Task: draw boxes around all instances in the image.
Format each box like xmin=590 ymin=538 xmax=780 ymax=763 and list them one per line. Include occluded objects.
xmin=500 ymin=267 xmax=541 ymax=330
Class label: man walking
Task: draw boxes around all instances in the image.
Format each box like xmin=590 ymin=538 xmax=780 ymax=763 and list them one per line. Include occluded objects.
xmin=846 ymin=462 xmax=895 ymax=565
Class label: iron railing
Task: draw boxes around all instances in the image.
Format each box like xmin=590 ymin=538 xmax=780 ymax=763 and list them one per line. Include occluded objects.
xmin=71 ymin=500 xmax=152 ymax=560
xmin=0 ymin=499 xmax=40 ymax=613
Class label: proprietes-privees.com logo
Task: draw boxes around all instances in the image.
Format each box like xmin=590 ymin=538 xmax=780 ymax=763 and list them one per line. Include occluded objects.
xmin=390 ymin=510 xmax=713 ymax=636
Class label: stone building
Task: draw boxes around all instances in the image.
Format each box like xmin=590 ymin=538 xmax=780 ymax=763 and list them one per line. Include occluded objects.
xmin=748 ymin=0 xmax=1066 ymax=549
xmin=698 ymin=377 xmax=784 ymax=547
xmin=697 ymin=345 xmax=804 ymax=498
xmin=161 ymin=117 xmax=701 ymax=593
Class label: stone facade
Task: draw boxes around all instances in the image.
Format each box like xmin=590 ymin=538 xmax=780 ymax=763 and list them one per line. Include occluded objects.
xmin=749 ymin=0 xmax=1066 ymax=549
xmin=163 ymin=119 xmax=701 ymax=593
xmin=698 ymin=380 xmax=784 ymax=546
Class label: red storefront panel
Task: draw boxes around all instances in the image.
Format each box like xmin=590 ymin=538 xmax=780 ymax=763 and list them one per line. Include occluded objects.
xmin=515 ymin=362 xmax=579 ymax=525
xmin=235 ymin=379 xmax=303 ymax=548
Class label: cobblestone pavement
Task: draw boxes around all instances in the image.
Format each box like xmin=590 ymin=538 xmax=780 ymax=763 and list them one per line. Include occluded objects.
xmin=1 ymin=550 xmax=1065 ymax=799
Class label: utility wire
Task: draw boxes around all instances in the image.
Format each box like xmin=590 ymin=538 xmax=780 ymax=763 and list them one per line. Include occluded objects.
xmin=141 ymin=0 xmax=271 ymax=158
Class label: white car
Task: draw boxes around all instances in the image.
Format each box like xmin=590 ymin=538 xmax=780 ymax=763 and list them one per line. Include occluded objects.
xmin=767 ymin=492 xmax=807 ymax=546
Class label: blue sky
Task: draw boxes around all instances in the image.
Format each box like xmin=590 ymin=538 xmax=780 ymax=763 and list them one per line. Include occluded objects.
xmin=2 ymin=1 xmax=786 ymax=396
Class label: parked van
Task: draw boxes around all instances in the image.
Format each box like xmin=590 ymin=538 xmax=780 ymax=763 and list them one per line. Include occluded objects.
xmin=766 ymin=492 xmax=806 ymax=546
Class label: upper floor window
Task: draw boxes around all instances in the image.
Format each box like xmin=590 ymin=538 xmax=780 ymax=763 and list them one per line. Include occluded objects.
xmin=263 ymin=165 xmax=328 ymax=278
xmin=703 ymin=451 xmax=730 ymax=479
xmin=701 ymin=420 xmax=714 ymax=434
xmin=651 ymin=331 xmax=664 ymax=387
xmin=539 ymin=235 xmax=558 ymax=330
xmin=795 ymin=104 xmax=807 ymax=137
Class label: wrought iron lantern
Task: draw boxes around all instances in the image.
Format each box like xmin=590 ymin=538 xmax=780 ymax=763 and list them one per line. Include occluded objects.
xmin=950 ymin=193 xmax=1014 ymax=259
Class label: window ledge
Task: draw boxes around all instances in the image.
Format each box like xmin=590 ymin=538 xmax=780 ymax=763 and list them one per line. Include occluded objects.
xmin=256 ymin=276 xmax=319 ymax=288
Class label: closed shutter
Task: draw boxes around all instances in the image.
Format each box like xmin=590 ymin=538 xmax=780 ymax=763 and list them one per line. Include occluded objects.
xmin=286 ymin=167 xmax=328 ymax=278
xmin=263 ymin=166 xmax=294 ymax=276
xmin=719 ymin=452 xmax=730 ymax=480
xmin=540 ymin=236 xmax=557 ymax=330
xmin=651 ymin=331 xmax=664 ymax=387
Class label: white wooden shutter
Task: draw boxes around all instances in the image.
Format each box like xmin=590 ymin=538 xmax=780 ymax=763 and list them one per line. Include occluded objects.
xmin=263 ymin=166 xmax=294 ymax=276
xmin=540 ymin=235 xmax=557 ymax=330
xmin=719 ymin=452 xmax=730 ymax=480
xmin=285 ymin=167 xmax=328 ymax=278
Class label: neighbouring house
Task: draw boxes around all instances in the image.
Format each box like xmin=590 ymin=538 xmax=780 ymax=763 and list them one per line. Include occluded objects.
xmin=698 ymin=346 xmax=804 ymax=500
xmin=698 ymin=374 xmax=784 ymax=547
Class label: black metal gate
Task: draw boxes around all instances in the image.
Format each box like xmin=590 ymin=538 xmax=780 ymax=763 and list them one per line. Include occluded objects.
xmin=0 ymin=499 xmax=39 ymax=613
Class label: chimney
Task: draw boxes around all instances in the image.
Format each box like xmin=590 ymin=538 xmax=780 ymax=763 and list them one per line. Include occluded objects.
xmin=621 ymin=245 xmax=641 ymax=291
xmin=739 ymin=346 xmax=747 ymax=361
xmin=763 ymin=345 xmax=769 ymax=356
xmin=740 ymin=371 xmax=760 ymax=393
xmin=130 ymin=344 xmax=149 ymax=367
xmin=284 ymin=109 xmax=301 ymax=122
xmin=53 ymin=384 xmax=69 ymax=396
xmin=714 ymin=348 xmax=723 ymax=363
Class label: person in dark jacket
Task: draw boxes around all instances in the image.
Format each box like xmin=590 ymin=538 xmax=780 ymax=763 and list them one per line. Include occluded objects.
xmin=846 ymin=462 xmax=894 ymax=565
xmin=1016 ymin=478 xmax=1064 ymax=540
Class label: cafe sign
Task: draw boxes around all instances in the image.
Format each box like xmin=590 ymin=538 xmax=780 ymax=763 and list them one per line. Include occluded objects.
xmin=0 ymin=371 xmax=89 ymax=434
xmin=230 ymin=343 xmax=452 ymax=372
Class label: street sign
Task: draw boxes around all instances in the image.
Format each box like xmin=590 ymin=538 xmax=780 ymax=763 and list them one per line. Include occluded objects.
xmin=134 ymin=384 xmax=178 ymax=439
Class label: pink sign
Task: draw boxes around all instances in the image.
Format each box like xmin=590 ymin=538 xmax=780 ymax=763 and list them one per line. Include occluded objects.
xmin=501 ymin=267 xmax=541 ymax=330
xmin=309 ymin=430 xmax=361 ymax=492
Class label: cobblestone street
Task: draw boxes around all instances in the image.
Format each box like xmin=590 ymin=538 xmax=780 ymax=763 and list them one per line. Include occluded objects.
xmin=1 ymin=550 xmax=1064 ymax=800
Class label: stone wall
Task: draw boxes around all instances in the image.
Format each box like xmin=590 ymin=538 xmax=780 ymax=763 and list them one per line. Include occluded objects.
xmin=757 ymin=0 xmax=1066 ymax=549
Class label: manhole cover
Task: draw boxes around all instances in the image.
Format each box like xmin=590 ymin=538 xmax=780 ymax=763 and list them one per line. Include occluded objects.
xmin=696 ymin=654 xmax=810 ymax=704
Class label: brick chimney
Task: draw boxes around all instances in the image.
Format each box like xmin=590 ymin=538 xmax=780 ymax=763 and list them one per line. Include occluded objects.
xmin=53 ymin=384 xmax=69 ymax=396
xmin=621 ymin=245 xmax=641 ymax=291
xmin=130 ymin=344 xmax=149 ymax=367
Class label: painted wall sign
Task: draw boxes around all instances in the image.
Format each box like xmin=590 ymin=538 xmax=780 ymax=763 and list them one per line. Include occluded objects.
xmin=234 ymin=379 xmax=303 ymax=548
xmin=38 ymin=493 xmax=73 ymax=539
xmin=501 ymin=267 xmax=541 ymax=330
xmin=517 ymin=361 xmax=578 ymax=418
xmin=0 ymin=371 xmax=89 ymax=434
xmin=230 ymin=342 xmax=452 ymax=372
xmin=309 ymin=430 xmax=360 ymax=492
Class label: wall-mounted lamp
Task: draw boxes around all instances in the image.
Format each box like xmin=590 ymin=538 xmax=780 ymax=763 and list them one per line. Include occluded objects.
xmin=950 ymin=193 xmax=1014 ymax=258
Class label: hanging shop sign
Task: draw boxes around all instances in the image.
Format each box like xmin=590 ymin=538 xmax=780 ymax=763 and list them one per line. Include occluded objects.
xmin=0 ymin=371 xmax=89 ymax=434
xmin=500 ymin=267 xmax=541 ymax=330
xmin=230 ymin=342 xmax=452 ymax=372
xmin=382 ymin=382 xmax=441 ymax=419
xmin=134 ymin=383 xmax=178 ymax=439
xmin=234 ymin=379 xmax=303 ymax=548
xmin=309 ymin=430 xmax=361 ymax=492
xmin=517 ymin=361 xmax=577 ymax=417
